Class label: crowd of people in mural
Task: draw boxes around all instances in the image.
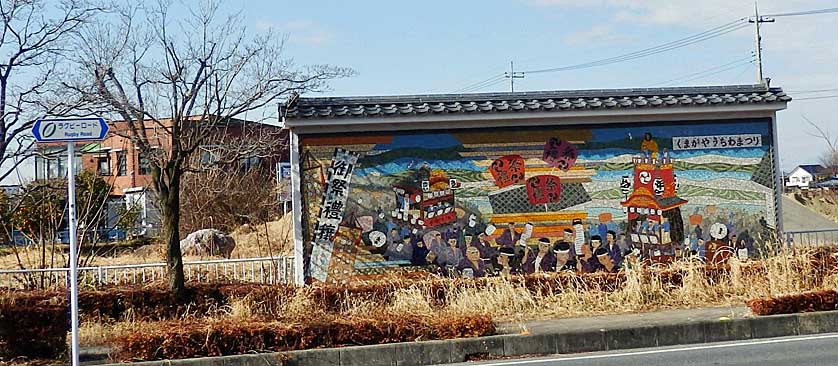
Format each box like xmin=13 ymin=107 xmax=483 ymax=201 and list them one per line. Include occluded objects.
xmin=364 ymin=212 xmax=770 ymax=279
xmin=368 ymin=217 xmax=633 ymax=278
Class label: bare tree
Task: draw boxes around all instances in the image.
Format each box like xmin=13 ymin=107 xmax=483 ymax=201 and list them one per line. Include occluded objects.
xmin=805 ymin=116 xmax=838 ymax=178
xmin=0 ymin=0 xmax=103 ymax=226
xmin=72 ymin=0 xmax=352 ymax=298
xmin=180 ymin=129 xmax=284 ymax=236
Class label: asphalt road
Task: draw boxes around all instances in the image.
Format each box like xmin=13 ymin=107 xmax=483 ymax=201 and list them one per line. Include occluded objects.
xmin=781 ymin=196 xmax=838 ymax=231
xmin=446 ymin=333 xmax=838 ymax=366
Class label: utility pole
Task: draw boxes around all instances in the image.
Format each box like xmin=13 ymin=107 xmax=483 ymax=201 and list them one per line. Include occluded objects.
xmin=504 ymin=61 xmax=525 ymax=92
xmin=749 ymin=1 xmax=774 ymax=85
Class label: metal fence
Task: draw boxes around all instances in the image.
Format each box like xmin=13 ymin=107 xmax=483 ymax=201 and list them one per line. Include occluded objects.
xmin=0 ymin=256 xmax=295 ymax=289
xmin=784 ymin=228 xmax=838 ymax=247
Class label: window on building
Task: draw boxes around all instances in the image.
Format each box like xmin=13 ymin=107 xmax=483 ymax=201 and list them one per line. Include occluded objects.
xmin=238 ymin=156 xmax=260 ymax=171
xmin=97 ymin=155 xmax=111 ymax=176
xmin=138 ymin=151 xmax=151 ymax=175
xmin=116 ymin=151 xmax=127 ymax=176
xmin=200 ymin=145 xmax=220 ymax=167
xmin=49 ymin=155 xmax=65 ymax=179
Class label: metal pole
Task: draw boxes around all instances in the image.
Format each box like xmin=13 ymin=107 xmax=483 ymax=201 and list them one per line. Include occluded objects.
xmin=66 ymin=142 xmax=80 ymax=366
xmin=510 ymin=61 xmax=515 ymax=93
xmin=753 ymin=1 xmax=763 ymax=84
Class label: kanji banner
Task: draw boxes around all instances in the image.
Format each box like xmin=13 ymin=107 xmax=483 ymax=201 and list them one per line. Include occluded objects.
xmin=310 ymin=148 xmax=359 ymax=282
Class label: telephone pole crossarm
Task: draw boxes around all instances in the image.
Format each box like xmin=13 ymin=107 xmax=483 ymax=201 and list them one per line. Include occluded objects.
xmin=505 ymin=61 xmax=525 ymax=92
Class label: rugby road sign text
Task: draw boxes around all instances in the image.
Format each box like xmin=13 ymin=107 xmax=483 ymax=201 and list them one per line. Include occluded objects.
xmin=32 ymin=117 xmax=109 ymax=142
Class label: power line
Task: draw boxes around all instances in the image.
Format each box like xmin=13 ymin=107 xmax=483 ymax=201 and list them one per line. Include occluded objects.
xmin=672 ymin=61 xmax=754 ymax=85
xmin=766 ymin=7 xmax=838 ymax=17
xmin=786 ymin=88 xmax=838 ymax=94
xmin=521 ymin=18 xmax=749 ymax=74
xmin=652 ymin=56 xmax=755 ymax=86
xmin=796 ymin=95 xmax=838 ymax=101
xmin=452 ymin=74 xmax=506 ymax=93
xmin=468 ymin=78 xmax=508 ymax=92
xmin=449 ymin=6 xmax=838 ymax=93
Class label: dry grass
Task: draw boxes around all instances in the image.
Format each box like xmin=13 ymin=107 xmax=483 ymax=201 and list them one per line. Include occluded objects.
xmin=21 ymin=247 xmax=838 ymax=353
xmin=379 ymin=250 xmax=838 ymax=323
xmin=228 ymin=214 xmax=293 ymax=258
xmin=0 ymin=215 xmax=294 ymax=271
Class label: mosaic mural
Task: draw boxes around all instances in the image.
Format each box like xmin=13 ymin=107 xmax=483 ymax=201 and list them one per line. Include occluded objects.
xmin=299 ymin=119 xmax=777 ymax=283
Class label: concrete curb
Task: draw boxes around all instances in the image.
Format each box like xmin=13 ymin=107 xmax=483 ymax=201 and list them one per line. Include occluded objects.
xmin=92 ymin=310 xmax=838 ymax=366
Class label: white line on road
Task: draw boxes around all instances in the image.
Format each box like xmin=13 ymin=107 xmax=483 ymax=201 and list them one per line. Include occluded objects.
xmin=471 ymin=333 xmax=838 ymax=365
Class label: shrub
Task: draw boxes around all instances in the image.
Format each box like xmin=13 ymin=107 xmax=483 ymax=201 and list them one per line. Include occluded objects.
xmin=114 ymin=314 xmax=495 ymax=360
xmin=0 ymin=304 xmax=68 ymax=359
xmin=747 ymin=289 xmax=838 ymax=316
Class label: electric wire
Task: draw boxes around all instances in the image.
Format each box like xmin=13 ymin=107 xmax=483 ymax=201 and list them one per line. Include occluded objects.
xmin=452 ymin=74 xmax=506 ymax=93
xmin=466 ymin=77 xmax=508 ymax=92
xmin=449 ymin=6 xmax=838 ymax=93
xmin=521 ymin=18 xmax=749 ymax=74
xmin=796 ymin=95 xmax=838 ymax=101
xmin=766 ymin=7 xmax=838 ymax=18
xmin=786 ymin=88 xmax=838 ymax=94
xmin=672 ymin=61 xmax=754 ymax=85
xmin=450 ymin=17 xmax=749 ymax=92
xmin=651 ymin=56 xmax=755 ymax=86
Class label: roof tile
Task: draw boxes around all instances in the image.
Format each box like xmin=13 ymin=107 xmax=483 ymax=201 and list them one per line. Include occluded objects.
xmin=286 ymin=84 xmax=790 ymax=120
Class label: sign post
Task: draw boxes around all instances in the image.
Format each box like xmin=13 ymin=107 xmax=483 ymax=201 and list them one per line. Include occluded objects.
xmin=32 ymin=117 xmax=108 ymax=366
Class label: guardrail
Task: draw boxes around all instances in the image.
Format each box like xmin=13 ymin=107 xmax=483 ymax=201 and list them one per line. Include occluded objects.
xmin=784 ymin=228 xmax=838 ymax=247
xmin=0 ymin=256 xmax=294 ymax=289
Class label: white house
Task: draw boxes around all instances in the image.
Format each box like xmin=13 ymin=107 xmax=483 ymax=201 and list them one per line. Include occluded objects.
xmin=786 ymin=164 xmax=825 ymax=189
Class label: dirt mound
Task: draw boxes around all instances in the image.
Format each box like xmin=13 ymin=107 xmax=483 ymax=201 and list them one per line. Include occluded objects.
xmin=229 ymin=214 xmax=293 ymax=258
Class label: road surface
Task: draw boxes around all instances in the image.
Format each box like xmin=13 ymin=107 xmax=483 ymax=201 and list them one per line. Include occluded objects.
xmin=781 ymin=196 xmax=838 ymax=231
xmin=447 ymin=333 xmax=838 ymax=366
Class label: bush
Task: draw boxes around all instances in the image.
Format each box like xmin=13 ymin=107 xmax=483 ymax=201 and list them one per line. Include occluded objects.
xmin=114 ymin=314 xmax=495 ymax=360
xmin=747 ymin=289 xmax=838 ymax=316
xmin=0 ymin=304 xmax=68 ymax=359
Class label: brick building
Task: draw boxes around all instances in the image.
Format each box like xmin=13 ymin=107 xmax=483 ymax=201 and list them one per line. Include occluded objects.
xmin=35 ymin=117 xmax=287 ymax=239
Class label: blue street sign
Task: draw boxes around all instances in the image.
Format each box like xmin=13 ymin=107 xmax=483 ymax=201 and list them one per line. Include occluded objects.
xmin=32 ymin=117 xmax=109 ymax=142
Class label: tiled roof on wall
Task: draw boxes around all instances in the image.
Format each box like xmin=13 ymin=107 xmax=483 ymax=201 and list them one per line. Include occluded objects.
xmin=285 ymin=84 xmax=790 ymax=120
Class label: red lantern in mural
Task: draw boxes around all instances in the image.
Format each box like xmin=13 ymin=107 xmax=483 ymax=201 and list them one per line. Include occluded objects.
xmin=526 ymin=175 xmax=562 ymax=205
xmin=542 ymin=138 xmax=578 ymax=171
xmin=489 ymin=154 xmax=526 ymax=188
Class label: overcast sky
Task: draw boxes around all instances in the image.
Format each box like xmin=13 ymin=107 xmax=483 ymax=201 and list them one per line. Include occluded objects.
xmin=241 ymin=0 xmax=838 ymax=171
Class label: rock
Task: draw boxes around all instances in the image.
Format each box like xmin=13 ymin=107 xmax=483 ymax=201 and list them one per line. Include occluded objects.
xmin=179 ymin=229 xmax=237 ymax=258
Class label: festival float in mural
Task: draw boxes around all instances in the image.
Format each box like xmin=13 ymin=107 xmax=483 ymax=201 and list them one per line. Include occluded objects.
xmin=299 ymin=119 xmax=777 ymax=283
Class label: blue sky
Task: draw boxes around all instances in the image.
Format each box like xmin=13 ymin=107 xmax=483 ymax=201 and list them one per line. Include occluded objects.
xmin=238 ymin=0 xmax=838 ymax=171
xmin=6 ymin=0 xmax=835 ymax=185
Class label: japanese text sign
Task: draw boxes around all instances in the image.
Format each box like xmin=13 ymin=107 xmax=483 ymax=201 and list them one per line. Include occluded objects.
xmin=672 ymin=134 xmax=762 ymax=150
xmin=489 ymin=155 xmax=525 ymax=187
xmin=542 ymin=138 xmax=578 ymax=171
xmin=526 ymin=175 xmax=562 ymax=205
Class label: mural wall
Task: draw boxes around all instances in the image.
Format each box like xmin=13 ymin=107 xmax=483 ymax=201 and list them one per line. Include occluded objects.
xmin=299 ymin=118 xmax=777 ymax=283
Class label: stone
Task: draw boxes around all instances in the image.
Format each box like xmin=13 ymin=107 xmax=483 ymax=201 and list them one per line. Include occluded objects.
xmin=179 ymin=229 xmax=236 ymax=258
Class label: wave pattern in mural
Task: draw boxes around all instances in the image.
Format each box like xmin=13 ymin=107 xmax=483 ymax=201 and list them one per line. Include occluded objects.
xmin=300 ymin=119 xmax=777 ymax=283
